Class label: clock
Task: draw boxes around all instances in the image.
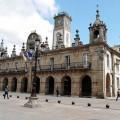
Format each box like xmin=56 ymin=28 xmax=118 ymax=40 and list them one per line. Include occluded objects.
xmin=56 ymin=19 xmax=63 ymax=25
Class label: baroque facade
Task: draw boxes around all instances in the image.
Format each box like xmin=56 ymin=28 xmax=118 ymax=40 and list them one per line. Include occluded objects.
xmin=0 ymin=9 xmax=120 ymax=98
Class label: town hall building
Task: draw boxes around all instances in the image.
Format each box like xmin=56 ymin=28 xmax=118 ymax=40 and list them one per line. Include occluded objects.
xmin=0 ymin=9 xmax=120 ymax=98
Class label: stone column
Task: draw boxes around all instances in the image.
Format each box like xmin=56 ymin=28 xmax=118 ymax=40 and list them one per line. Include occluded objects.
xmin=54 ymin=76 xmax=61 ymax=96
xmin=0 ymin=77 xmax=3 ymax=90
xmin=8 ymin=78 xmax=12 ymax=91
xmin=40 ymin=77 xmax=46 ymax=95
xmin=71 ymin=75 xmax=80 ymax=96
xmin=16 ymin=78 xmax=21 ymax=92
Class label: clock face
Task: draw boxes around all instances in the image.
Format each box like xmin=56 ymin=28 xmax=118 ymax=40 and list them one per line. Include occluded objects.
xmin=56 ymin=19 xmax=63 ymax=25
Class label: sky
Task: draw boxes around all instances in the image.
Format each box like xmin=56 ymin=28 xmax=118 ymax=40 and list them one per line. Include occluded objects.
xmin=0 ymin=0 xmax=120 ymax=55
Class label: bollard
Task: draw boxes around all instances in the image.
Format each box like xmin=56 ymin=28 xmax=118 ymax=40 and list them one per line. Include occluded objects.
xmin=58 ymin=100 xmax=61 ymax=104
xmin=45 ymin=99 xmax=48 ymax=102
xmin=106 ymin=104 xmax=110 ymax=109
xmin=25 ymin=97 xmax=28 ymax=99
xmin=9 ymin=95 xmax=12 ymax=97
xmin=72 ymin=101 xmax=75 ymax=105
xmin=17 ymin=96 xmax=19 ymax=98
xmin=87 ymin=103 xmax=91 ymax=107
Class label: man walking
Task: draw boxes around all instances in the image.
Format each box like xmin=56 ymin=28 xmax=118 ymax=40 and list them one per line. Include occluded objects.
xmin=3 ymin=86 xmax=9 ymax=99
xmin=116 ymin=89 xmax=120 ymax=101
xmin=56 ymin=86 xmax=59 ymax=97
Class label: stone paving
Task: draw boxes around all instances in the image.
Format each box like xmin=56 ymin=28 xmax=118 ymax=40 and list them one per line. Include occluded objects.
xmin=0 ymin=92 xmax=120 ymax=120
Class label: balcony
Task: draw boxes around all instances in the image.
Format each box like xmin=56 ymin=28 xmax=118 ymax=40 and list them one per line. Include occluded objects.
xmin=32 ymin=62 xmax=91 ymax=72
xmin=0 ymin=67 xmax=27 ymax=75
xmin=0 ymin=62 xmax=91 ymax=75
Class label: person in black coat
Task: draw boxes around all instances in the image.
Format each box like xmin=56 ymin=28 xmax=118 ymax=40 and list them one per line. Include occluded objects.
xmin=56 ymin=87 xmax=59 ymax=97
xmin=3 ymin=86 xmax=9 ymax=99
xmin=116 ymin=89 xmax=120 ymax=101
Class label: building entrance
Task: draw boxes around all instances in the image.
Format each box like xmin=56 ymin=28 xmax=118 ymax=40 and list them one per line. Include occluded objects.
xmin=21 ymin=77 xmax=28 ymax=93
xmin=36 ymin=77 xmax=40 ymax=93
xmin=46 ymin=76 xmax=54 ymax=95
xmin=11 ymin=77 xmax=17 ymax=92
xmin=62 ymin=76 xmax=71 ymax=96
xmin=82 ymin=76 xmax=91 ymax=97
xmin=106 ymin=73 xmax=111 ymax=97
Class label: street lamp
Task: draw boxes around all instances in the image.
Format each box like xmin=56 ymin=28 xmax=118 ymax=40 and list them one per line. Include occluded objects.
xmin=31 ymin=38 xmax=40 ymax=97
xmin=24 ymin=38 xmax=40 ymax=108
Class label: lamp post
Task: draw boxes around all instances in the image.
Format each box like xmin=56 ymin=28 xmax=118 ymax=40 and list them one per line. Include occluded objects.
xmin=24 ymin=38 xmax=40 ymax=108
xmin=31 ymin=38 xmax=40 ymax=97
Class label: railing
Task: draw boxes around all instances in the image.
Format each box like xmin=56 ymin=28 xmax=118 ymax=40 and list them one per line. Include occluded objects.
xmin=0 ymin=62 xmax=91 ymax=74
xmin=32 ymin=62 xmax=91 ymax=72
xmin=0 ymin=67 xmax=27 ymax=74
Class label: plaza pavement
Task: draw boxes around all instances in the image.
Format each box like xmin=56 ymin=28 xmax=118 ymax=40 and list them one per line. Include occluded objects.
xmin=0 ymin=92 xmax=120 ymax=120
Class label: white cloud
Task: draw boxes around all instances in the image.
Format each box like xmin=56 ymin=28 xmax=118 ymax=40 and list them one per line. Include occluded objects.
xmin=0 ymin=0 xmax=58 ymax=55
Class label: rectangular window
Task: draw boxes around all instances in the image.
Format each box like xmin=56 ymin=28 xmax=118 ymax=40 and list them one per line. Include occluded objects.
xmin=65 ymin=55 xmax=70 ymax=69
xmin=50 ymin=57 xmax=54 ymax=70
xmin=7 ymin=63 xmax=9 ymax=71
xmin=107 ymin=54 xmax=109 ymax=68
xmin=83 ymin=53 xmax=88 ymax=68
xmin=117 ymin=77 xmax=119 ymax=89
xmin=116 ymin=64 xmax=119 ymax=73
xmin=116 ymin=59 xmax=120 ymax=73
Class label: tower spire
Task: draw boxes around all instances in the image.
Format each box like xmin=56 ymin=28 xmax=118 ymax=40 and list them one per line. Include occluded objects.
xmin=96 ymin=4 xmax=100 ymax=20
xmin=89 ymin=5 xmax=107 ymax=44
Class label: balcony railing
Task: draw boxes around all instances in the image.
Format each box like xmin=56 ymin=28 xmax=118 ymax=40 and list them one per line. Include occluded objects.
xmin=32 ymin=62 xmax=91 ymax=72
xmin=0 ymin=67 xmax=27 ymax=74
xmin=0 ymin=62 xmax=91 ymax=74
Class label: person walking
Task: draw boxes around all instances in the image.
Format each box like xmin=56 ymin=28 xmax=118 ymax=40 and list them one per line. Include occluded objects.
xmin=116 ymin=89 xmax=120 ymax=101
xmin=3 ymin=86 xmax=9 ymax=99
xmin=56 ymin=87 xmax=59 ymax=97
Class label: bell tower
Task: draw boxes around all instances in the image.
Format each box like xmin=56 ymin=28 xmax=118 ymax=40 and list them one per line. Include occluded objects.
xmin=89 ymin=8 xmax=107 ymax=44
xmin=52 ymin=12 xmax=72 ymax=49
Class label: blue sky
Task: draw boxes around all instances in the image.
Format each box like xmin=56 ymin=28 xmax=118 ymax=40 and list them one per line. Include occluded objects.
xmin=55 ymin=0 xmax=120 ymax=46
xmin=0 ymin=0 xmax=119 ymax=55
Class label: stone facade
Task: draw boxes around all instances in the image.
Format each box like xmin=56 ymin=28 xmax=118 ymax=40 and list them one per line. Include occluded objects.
xmin=0 ymin=10 xmax=120 ymax=98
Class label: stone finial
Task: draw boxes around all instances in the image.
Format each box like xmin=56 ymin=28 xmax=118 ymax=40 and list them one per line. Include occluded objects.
xmin=11 ymin=44 xmax=16 ymax=57
xmin=21 ymin=42 xmax=25 ymax=52
xmin=89 ymin=23 xmax=92 ymax=27
xmin=5 ymin=47 xmax=7 ymax=53
xmin=96 ymin=5 xmax=100 ymax=20
xmin=13 ymin=45 xmax=16 ymax=51
xmin=46 ymin=37 xmax=48 ymax=40
xmin=74 ymin=29 xmax=83 ymax=46
xmin=45 ymin=37 xmax=48 ymax=44
xmin=75 ymin=29 xmax=80 ymax=38
xmin=1 ymin=39 xmax=4 ymax=48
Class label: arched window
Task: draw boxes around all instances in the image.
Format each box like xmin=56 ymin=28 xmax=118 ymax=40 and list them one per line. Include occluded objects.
xmin=94 ymin=30 xmax=99 ymax=39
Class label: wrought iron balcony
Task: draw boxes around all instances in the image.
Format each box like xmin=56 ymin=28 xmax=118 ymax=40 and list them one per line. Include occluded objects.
xmin=0 ymin=67 xmax=27 ymax=75
xmin=0 ymin=62 xmax=91 ymax=74
xmin=32 ymin=62 xmax=91 ymax=72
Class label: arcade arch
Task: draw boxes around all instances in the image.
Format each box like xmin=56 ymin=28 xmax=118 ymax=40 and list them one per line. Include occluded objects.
xmin=81 ymin=75 xmax=92 ymax=97
xmin=61 ymin=76 xmax=71 ymax=96
xmin=45 ymin=76 xmax=54 ymax=95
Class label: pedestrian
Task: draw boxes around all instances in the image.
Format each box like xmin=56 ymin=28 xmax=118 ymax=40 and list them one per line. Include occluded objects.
xmin=116 ymin=89 xmax=120 ymax=101
xmin=3 ymin=86 xmax=9 ymax=99
xmin=56 ymin=87 xmax=59 ymax=97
